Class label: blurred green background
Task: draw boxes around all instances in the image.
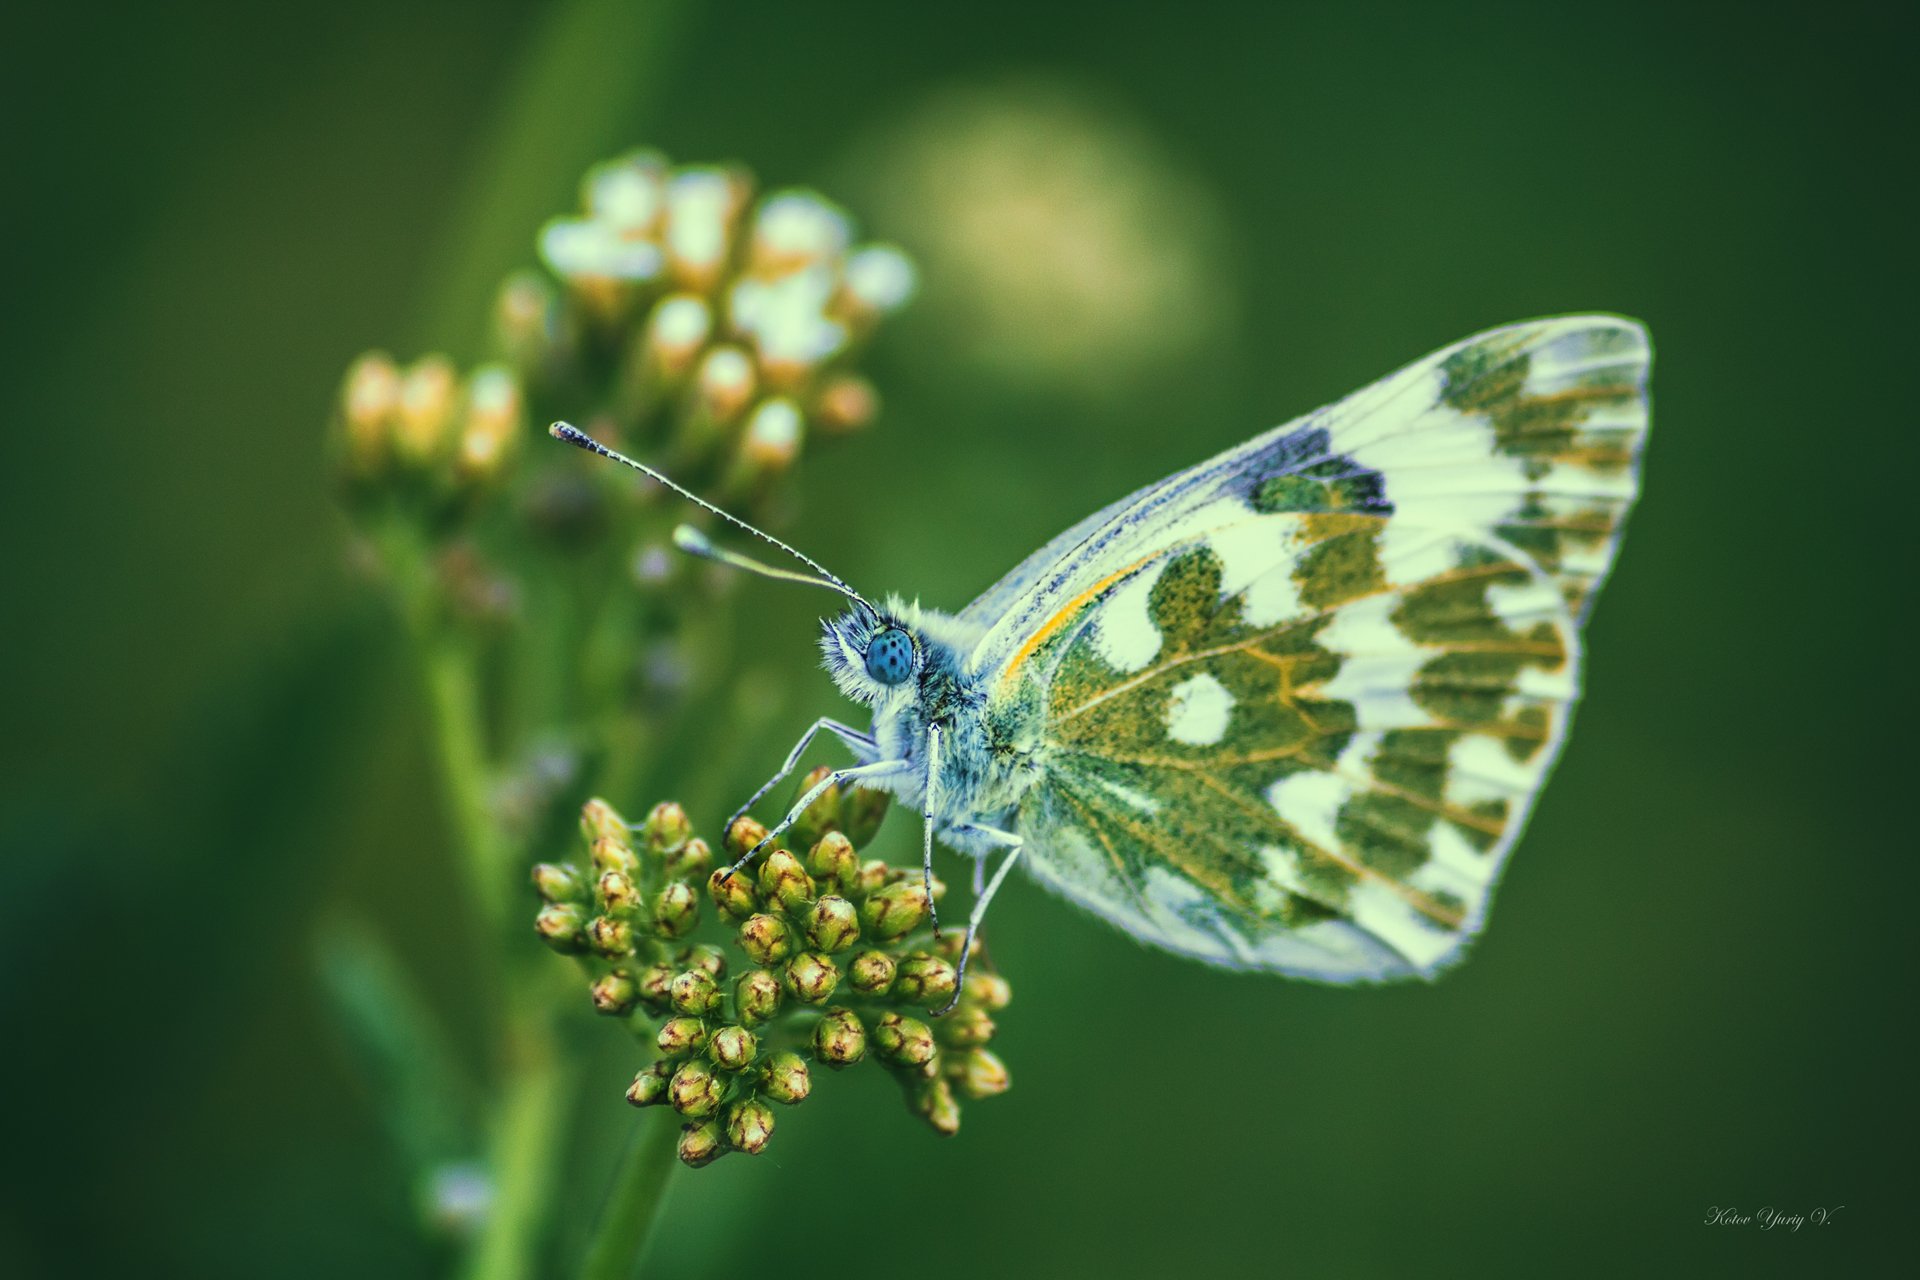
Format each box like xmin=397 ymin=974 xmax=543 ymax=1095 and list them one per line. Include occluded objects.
xmin=4 ymin=1 xmax=1910 ymax=1275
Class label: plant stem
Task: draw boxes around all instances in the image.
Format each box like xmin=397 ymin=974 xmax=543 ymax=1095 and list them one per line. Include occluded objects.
xmin=577 ymin=1114 xmax=683 ymax=1280
xmin=463 ymin=985 xmax=575 ymax=1280
xmin=422 ymin=634 xmax=511 ymax=932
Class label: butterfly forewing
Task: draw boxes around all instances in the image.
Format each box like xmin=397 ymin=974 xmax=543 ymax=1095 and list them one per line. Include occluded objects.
xmin=972 ymin=315 xmax=1648 ymax=979
xmin=966 ymin=315 xmax=1647 ymax=663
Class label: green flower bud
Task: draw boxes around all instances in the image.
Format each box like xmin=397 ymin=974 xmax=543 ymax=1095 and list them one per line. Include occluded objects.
xmin=725 ymin=816 xmax=771 ymax=861
xmin=738 ymin=913 xmax=793 ymax=967
xmin=590 ymin=835 xmax=640 ymax=878
xmin=860 ymin=883 xmax=929 ymax=941
xmin=531 ymin=862 xmax=585 ymax=903
xmin=494 ymin=270 xmax=563 ymax=376
xmin=955 ymin=1047 xmax=1011 ymax=1099
xmin=640 ymin=801 xmax=692 ymax=856
xmin=812 ymin=1007 xmax=866 ymax=1068
xmin=839 ymin=786 xmax=891 ymax=846
xmin=533 ymin=902 xmax=588 ymax=953
xmin=625 ymin=1061 xmax=673 ymax=1107
xmin=937 ymin=1004 xmax=996 ymax=1048
xmin=758 ymin=849 xmax=815 ymax=913
xmin=725 ymin=1098 xmax=775 ymax=1154
xmin=912 ymin=1076 xmax=961 ymax=1136
xmin=708 ymin=1025 xmax=759 ymax=1071
xmin=963 ymin=970 xmax=1013 ymax=1012
xmin=586 ymin=915 xmax=636 ymax=958
xmin=453 ymin=366 xmax=521 ymax=486
xmin=678 ymin=1120 xmax=727 ymax=1168
xmin=675 ymin=945 xmax=727 ymax=980
xmin=788 ymin=765 xmax=842 ymax=850
xmin=784 ymin=951 xmax=840 ymax=1004
xmin=392 ymin=355 xmax=458 ymax=468
xmin=851 ymin=859 xmax=891 ymax=896
xmin=811 ymin=372 xmax=878 ymax=436
xmin=723 ymin=398 xmax=804 ymax=501
xmin=657 ymin=1017 xmax=708 ymax=1058
xmin=762 ymin=1052 xmax=811 ymax=1104
xmin=595 ymin=868 xmax=641 ymax=913
xmin=807 ymin=831 xmax=859 ymax=894
xmin=873 ymin=1012 xmax=936 ymax=1067
xmin=669 ymin=969 xmax=720 ymax=1016
xmin=634 ymin=963 xmax=675 ymax=1010
xmin=590 ymin=971 xmax=640 ymax=1016
xmin=337 ymin=351 xmax=397 ymax=481
xmin=734 ymin=969 xmax=783 ymax=1026
xmin=708 ymin=867 xmax=760 ymax=921
xmin=664 ymin=836 xmax=712 ymax=882
xmin=893 ymin=952 xmax=957 ymax=1006
xmin=805 ymin=896 xmax=861 ymax=953
xmin=652 ymin=882 xmax=699 ymax=938
xmin=669 ymin=1061 xmax=725 ymax=1117
xmin=676 ymin=345 xmax=756 ymax=464
xmin=934 ymin=928 xmax=973 ymax=965
xmin=844 ymin=950 xmax=895 ymax=996
xmin=580 ymin=798 xmax=630 ymax=846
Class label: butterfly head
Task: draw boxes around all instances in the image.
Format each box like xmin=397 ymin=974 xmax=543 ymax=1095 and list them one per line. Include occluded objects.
xmin=820 ymin=600 xmax=922 ymax=705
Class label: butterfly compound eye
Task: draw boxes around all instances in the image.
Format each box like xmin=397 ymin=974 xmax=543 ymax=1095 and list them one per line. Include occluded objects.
xmin=863 ymin=627 xmax=914 ymax=686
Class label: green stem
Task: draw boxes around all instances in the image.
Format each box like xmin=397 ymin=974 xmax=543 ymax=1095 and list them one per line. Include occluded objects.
xmin=577 ymin=1114 xmax=683 ymax=1280
xmin=463 ymin=992 xmax=576 ymax=1280
xmin=422 ymin=635 xmax=511 ymax=931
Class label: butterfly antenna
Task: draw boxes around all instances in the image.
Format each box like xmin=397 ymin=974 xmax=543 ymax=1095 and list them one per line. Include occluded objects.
xmin=549 ymin=422 xmax=876 ymax=615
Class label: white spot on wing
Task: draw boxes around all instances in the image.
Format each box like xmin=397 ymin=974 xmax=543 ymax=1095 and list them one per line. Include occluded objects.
xmin=1374 ymin=522 xmax=1459 ymax=588
xmin=1348 ymin=880 xmax=1457 ymax=970
xmin=1427 ymin=821 xmax=1498 ymax=885
xmin=1242 ymin=567 xmax=1304 ymax=627
xmin=1091 ymin=564 xmax=1162 ymax=672
xmin=1206 ymin=517 xmax=1308 ymax=626
xmin=1315 ymin=594 xmax=1430 ymax=728
xmin=1484 ymin=576 xmax=1560 ymax=628
xmin=1447 ymin=734 xmax=1538 ymax=796
xmin=1266 ymin=771 xmax=1350 ymax=852
xmin=1515 ymin=662 xmax=1575 ymax=701
xmin=1164 ymin=672 xmax=1235 ymax=745
xmin=1318 ymin=590 xmax=1420 ymax=660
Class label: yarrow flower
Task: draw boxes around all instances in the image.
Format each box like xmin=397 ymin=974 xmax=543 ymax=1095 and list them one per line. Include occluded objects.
xmin=320 ymin=138 xmax=925 ymax=1272
xmin=331 ymin=146 xmax=916 ymax=539
xmin=534 ymin=783 xmax=1013 ymax=1167
xmin=325 ymin=146 xmax=919 ymax=832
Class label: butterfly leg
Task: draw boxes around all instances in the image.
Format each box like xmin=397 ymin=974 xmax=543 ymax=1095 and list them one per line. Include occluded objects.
xmin=932 ymin=824 xmax=1023 ymax=1018
xmin=921 ymin=723 xmax=943 ymax=939
xmin=725 ymin=758 xmax=907 ymax=878
xmin=725 ymin=718 xmax=878 ymax=839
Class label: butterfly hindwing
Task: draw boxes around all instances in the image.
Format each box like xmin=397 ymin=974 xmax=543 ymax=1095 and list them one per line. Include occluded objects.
xmin=971 ymin=316 xmax=1649 ymax=979
xmin=993 ymin=516 xmax=1575 ymax=978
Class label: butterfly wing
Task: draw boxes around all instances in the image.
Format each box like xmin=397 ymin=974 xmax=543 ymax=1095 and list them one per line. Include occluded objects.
xmin=972 ymin=316 xmax=1649 ymax=979
xmin=968 ymin=315 xmax=1648 ymax=661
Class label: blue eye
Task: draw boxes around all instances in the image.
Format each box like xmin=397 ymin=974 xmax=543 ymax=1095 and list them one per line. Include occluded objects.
xmin=864 ymin=627 xmax=914 ymax=686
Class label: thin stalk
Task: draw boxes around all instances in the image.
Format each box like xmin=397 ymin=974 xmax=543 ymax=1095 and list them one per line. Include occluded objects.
xmin=422 ymin=635 xmax=511 ymax=931
xmin=577 ymin=1114 xmax=683 ymax=1280
xmin=463 ymin=985 xmax=576 ymax=1280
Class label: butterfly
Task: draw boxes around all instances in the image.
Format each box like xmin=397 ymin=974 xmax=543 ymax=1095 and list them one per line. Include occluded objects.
xmin=553 ymin=314 xmax=1651 ymax=1013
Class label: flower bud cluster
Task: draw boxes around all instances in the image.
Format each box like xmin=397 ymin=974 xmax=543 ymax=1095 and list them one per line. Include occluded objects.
xmin=333 ymin=353 xmax=525 ymax=507
xmin=331 ymin=146 xmax=914 ymax=559
xmin=534 ymin=783 xmax=1011 ymax=1167
xmin=517 ymin=150 xmax=917 ymax=504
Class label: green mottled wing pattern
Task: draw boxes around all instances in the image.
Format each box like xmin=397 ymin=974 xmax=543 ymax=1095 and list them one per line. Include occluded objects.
xmin=976 ymin=317 xmax=1649 ymax=979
